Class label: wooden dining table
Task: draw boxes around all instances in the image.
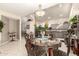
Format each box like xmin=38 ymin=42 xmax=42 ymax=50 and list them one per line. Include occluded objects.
xmin=31 ymin=38 xmax=61 ymax=56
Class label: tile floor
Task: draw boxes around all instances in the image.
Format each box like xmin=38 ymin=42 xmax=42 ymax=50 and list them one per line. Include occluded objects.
xmin=0 ymin=37 xmax=77 ymax=56
xmin=0 ymin=38 xmax=27 ymax=56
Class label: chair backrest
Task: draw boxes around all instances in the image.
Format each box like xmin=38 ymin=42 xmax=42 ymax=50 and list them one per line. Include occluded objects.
xmin=24 ymin=33 xmax=30 ymax=41
xmin=25 ymin=39 xmax=35 ymax=56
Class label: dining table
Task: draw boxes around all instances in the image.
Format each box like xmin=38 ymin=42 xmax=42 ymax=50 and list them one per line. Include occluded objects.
xmin=31 ymin=38 xmax=61 ymax=56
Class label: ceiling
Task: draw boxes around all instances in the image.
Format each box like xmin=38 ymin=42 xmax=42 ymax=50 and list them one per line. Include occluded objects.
xmin=0 ymin=0 xmax=57 ymax=17
xmin=0 ymin=2 xmax=79 ymax=22
xmin=35 ymin=3 xmax=72 ymax=22
xmin=35 ymin=3 xmax=79 ymax=24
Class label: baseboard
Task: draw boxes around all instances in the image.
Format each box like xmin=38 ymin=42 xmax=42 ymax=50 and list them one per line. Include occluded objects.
xmin=0 ymin=39 xmax=20 ymax=47
xmin=0 ymin=40 xmax=11 ymax=47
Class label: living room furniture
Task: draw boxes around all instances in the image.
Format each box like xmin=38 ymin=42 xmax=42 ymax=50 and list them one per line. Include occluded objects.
xmin=9 ymin=32 xmax=16 ymax=41
xmin=31 ymin=38 xmax=61 ymax=56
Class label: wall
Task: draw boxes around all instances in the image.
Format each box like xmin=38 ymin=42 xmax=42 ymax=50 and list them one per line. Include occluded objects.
xmin=0 ymin=10 xmax=21 ymax=45
xmin=69 ymin=4 xmax=79 ymax=38
xmin=0 ymin=10 xmax=20 ymax=19
xmin=36 ymin=18 xmax=68 ymax=28
xmin=21 ymin=17 xmax=28 ymax=32
xmin=9 ymin=18 xmax=20 ymax=40
xmin=21 ymin=14 xmax=35 ymax=34
xmin=1 ymin=16 xmax=9 ymax=43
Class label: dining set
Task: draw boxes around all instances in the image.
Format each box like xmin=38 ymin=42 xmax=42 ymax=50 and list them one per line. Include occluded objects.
xmin=31 ymin=38 xmax=61 ymax=56
xmin=24 ymin=32 xmax=67 ymax=56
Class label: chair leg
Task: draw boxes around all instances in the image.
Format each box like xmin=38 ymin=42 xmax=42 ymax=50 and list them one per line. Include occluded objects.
xmin=67 ymin=46 xmax=70 ymax=56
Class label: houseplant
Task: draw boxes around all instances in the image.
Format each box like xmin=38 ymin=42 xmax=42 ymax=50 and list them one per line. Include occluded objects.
xmin=0 ymin=20 xmax=4 ymax=41
xmin=0 ymin=20 xmax=4 ymax=32
xmin=44 ymin=23 xmax=48 ymax=31
xmin=69 ymin=15 xmax=77 ymax=28
xmin=34 ymin=24 xmax=40 ymax=37
xmin=35 ymin=23 xmax=49 ymax=37
xmin=44 ymin=23 xmax=48 ymax=36
xmin=66 ymin=15 xmax=78 ymax=55
xmin=69 ymin=16 xmax=77 ymax=24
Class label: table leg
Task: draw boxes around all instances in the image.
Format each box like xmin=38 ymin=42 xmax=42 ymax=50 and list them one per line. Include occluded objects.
xmin=11 ymin=37 xmax=15 ymax=41
xmin=48 ymin=48 xmax=53 ymax=56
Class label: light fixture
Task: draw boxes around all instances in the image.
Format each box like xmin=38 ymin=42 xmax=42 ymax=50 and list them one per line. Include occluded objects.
xmin=36 ymin=4 xmax=45 ymax=17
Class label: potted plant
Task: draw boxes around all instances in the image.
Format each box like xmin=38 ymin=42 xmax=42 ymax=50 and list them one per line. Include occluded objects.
xmin=44 ymin=23 xmax=48 ymax=31
xmin=44 ymin=23 xmax=48 ymax=36
xmin=69 ymin=15 xmax=77 ymax=28
xmin=0 ymin=20 xmax=4 ymax=32
xmin=35 ymin=24 xmax=41 ymax=37
xmin=70 ymin=16 xmax=77 ymax=24
xmin=0 ymin=20 xmax=4 ymax=41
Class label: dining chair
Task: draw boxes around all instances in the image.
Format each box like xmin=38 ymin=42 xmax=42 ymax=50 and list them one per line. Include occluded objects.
xmin=25 ymin=39 xmax=36 ymax=56
xmin=71 ymin=39 xmax=79 ymax=56
xmin=53 ymin=49 xmax=67 ymax=56
xmin=32 ymin=45 xmax=46 ymax=56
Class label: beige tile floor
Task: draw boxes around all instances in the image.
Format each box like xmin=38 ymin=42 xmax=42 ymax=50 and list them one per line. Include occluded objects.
xmin=59 ymin=42 xmax=76 ymax=56
xmin=0 ymin=38 xmax=27 ymax=56
xmin=0 ymin=37 xmax=77 ymax=56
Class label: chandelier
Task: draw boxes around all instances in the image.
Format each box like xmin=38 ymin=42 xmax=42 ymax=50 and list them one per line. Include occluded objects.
xmin=36 ymin=4 xmax=45 ymax=17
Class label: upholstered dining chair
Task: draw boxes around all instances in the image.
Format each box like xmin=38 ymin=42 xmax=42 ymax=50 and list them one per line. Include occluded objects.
xmin=25 ymin=39 xmax=36 ymax=56
xmin=25 ymin=43 xmax=46 ymax=56
xmin=24 ymin=33 xmax=29 ymax=41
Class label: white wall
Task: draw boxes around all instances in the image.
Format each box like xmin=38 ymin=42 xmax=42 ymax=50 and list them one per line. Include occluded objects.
xmin=21 ymin=17 xmax=28 ymax=32
xmin=70 ymin=4 xmax=79 ymax=18
xmin=21 ymin=14 xmax=35 ymax=34
xmin=0 ymin=10 xmax=21 ymax=45
xmin=29 ymin=15 xmax=35 ymax=34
